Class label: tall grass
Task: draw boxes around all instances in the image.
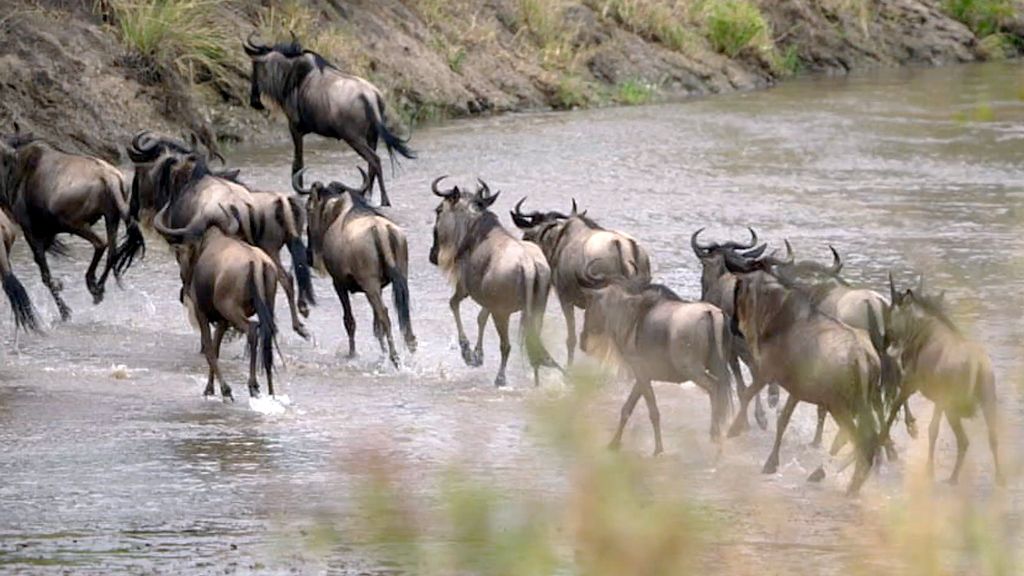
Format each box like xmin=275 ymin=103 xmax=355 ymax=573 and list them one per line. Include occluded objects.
xmin=699 ymin=0 xmax=771 ymax=57
xmin=587 ymin=0 xmax=696 ymax=53
xmin=254 ymin=1 xmax=369 ymax=77
xmin=101 ymin=0 xmax=233 ymax=85
xmin=943 ymin=0 xmax=1017 ymax=37
xmin=518 ymin=0 xmax=579 ymax=70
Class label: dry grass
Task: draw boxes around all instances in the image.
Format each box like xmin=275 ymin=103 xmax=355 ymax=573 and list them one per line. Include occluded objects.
xmin=254 ymin=1 xmax=370 ymax=77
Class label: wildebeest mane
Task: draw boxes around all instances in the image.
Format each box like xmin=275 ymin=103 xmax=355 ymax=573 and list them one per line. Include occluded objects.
xmin=455 ymin=210 xmax=503 ymax=261
xmin=908 ymin=291 xmax=959 ymax=333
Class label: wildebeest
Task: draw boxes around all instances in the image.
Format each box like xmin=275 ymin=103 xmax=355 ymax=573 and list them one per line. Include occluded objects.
xmin=511 ymin=198 xmax=651 ymax=365
xmin=117 ymin=133 xmax=315 ymax=315
xmin=690 ymin=228 xmax=770 ymax=431
xmin=883 ymin=276 xmax=1002 ymax=485
xmin=165 ymin=222 xmax=287 ymax=401
xmin=580 ymin=280 xmax=733 ymax=454
xmin=774 ymin=245 xmax=916 ymax=447
xmin=244 ymin=33 xmax=414 ymax=207
xmin=429 ymin=176 xmax=561 ymax=387
xmin=0 ymin=208 xmax=39 ymax=333
xmin=0 ymin=129 xmax=143 ymax=320
xmin=726 ymin=257 xmax=882 ymax=494
xmin=292 ymin=168 xmax=416 ymax=367
xmin=143 ymin=153 xmax=309 ymax=338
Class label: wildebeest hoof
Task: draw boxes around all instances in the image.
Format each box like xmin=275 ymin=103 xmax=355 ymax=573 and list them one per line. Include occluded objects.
xmin=652 ymin=446 xmax=664 ymax=457
xmin=755 ymin=409 xmax=768 ymax=431
xmin=389 ymin=354 xmax=401 ymax=369
xmin=607 ymin=439 xmax=622 ymax=452
xmin=884 ymin=443 xmax=899 ymax=462
xmin=405 ymin=337 xmax=418 ymax=354
xmin=298 ymin=301 xmax=310 ymax=318
xmin=294 ymin=324 xmax=310 ymax=340
xmin=762 ymin=459 xmax=779 ymax=474
xmin=767 ymin=387 xmax=779 ymax=408
xmin=727 ymin=418 xmax=749 ymax=438
xmin=946 ymin=476 xmax=959 ymax=486
xmin=807 ymin=467 xmax=826 ymax=482
xmin=469 ymin=350 xmax=483 ymax=367
xmin=91 ymin=289 xmax=104 ymax=305
xmin=494 ymin=373 xmax=507 ymax=387
xmin=906 ymin=420 xmax=919 ymax=439
xmin=459 ymin=340 xmax=474 ymax=365
xmin=58 ymin=305 xmax=72 ymax=322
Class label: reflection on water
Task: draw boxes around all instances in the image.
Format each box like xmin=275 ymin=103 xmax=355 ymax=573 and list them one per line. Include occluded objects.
xmin=0 ymin=62 xmax=1022 ymax=573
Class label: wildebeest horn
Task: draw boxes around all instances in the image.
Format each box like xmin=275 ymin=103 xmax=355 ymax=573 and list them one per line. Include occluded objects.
xmin=152 ymin=205 xmax=237 ymax=242
xmin=243 ymin=32 xmax=271 ymax=56
xmin=292 ymin=169 xmax=312 ymax=195
xmin=476 ymin=178 xmax=491 ymax=198
xmin=889 ymin=272 xmax=898 ymax=304
xmin=691 ymin=228 xmax=711 ymax=256
xmin=511 ymin=198 xmax=535 ymax=229
xmin=431 ymin=175 xmax=458 ymax=199
xmin=571 ymin=198 xmax=578 ymax=215
xmin=289 ymin=30 xmax=298 ymax=45
xmin=12 ymin=121 xmax=21 ymax=134
xmin=828 ymin=245 xmax=843 ymax=275
xmin=336 ymin=167 xmax=372 ymax=195
xmin=762 ymin=239 xmax=794 ymax=267
xmin=720 ymin=227 xmax=758 ymax=250
xmin=741 ymin=243 xmax=768 ymax=259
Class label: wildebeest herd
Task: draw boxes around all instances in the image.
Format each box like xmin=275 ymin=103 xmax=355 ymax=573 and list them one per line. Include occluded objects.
xmin=0 ymin=34 xmax=1004 ymax=496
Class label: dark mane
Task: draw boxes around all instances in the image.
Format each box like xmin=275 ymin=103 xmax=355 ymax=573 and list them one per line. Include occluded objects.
xmin=573 ymin=213 xmax=604 ymax=230
xmin=456 ymin=210 xmax=504 ymax=260
xmin=911 ymin=292 xmax=960 ymax=332
xmin=273 ymin=40 xmax=336 ymax=71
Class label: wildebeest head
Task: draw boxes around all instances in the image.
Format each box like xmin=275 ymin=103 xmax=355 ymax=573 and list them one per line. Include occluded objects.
xmin=243 ymin=32 xmax=324 ymax=111
xmin=510 ymin=197 xmax=570 ymax=243
xmin=690 ymin=227 xmax=766 ymax=300
xmin=886 ymin=274 xmax=950 ymax=350
xmin=773 ymin=244 xmax=846 ymax=287
xmin=428 ymin=176 xmax=500 ymax=269
xmin=292 ymin=167 xmax=372 ymax=259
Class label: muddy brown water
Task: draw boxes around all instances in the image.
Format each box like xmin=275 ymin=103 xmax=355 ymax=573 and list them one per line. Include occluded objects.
xmin=1 ymin=62 xmax=1023 ymax=574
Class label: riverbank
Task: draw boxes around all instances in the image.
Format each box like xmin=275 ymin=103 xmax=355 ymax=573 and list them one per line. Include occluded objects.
xmin=0 ymin=0 xmax=1020 ymax=160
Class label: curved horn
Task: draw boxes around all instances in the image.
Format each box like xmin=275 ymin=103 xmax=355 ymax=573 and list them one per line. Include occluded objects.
xmin=763 ymin=239 xmax=794 ymax=267
xmin=289 ymin=30 xmax=298 ymax=45
xmin=741 ymin=243 xmax=768 ymax=259
xmin=335 ymin=167 xmax=372 ymax=195
xmin=291 ymin=168 xmax=312 ymax=195
xmin=511 ymin=198 xmax=535 ymax=229
xmin=719 ymin=227 xmax=758 ymax=251
xmin=571 ymin=198 xmax=578 ymax=215
xmin=691 ymin=228 xmax=711 ymax=256
xmin=828 ymin=245 xmax=843 ymax=275
xmin=431 ymin=175 xmax=457 ymax=199
xmin=476 ymin=178 xmax=491 ymax=198
xmin=243 ymin=31 xmax=271 ymax=56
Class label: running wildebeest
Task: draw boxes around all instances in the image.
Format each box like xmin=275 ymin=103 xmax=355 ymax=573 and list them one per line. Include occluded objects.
xmin=429 ymin=176 xmax=561 ymax=387
xmin=117 ymin=133 xmax=315 ymax=315
xmin=144 ymin=153 xmax=308 ymax=339
xmin=244 ymin=33 xmax=414 ymax=207
xmin=158 ymin=220 xmax=287 ymax=401
xmin=511 ymin=198 xmax=651 ymax=366
xmin=883 ymin=275 xmax=1002 ymax=485
xmin=580 ymin=280 xmax=733 ymax=454
xmin=725 ymin=256 xmax=882 ymax=494
xmin=774 ymin=245 xmax=916 ymax=447
xmin=690 ymin=227 xmax=770 ymax=431
xmin=0 ymin=129 xmax=143 ymax=320
xmin=292 ymin=168 xmax=416 ymax=367
xmin=0 ymin=208 xmax=39 ymax=333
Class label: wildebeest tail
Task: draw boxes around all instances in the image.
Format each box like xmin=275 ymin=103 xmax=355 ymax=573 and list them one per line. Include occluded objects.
xmin=0 ymin=248 xmax=39 ymax=333
xmin=705 ymin=310 xmax=734 ymax=419
xmin=249 ymin=261 xmax=277 ymax=378
xmin=372 ymin=227 xmax=414 ymax=343
xmin=522 ymin=263 xmax=562 ymax=373
xmin=281 ymin=197 xmax=315 ymax=306
xmin=613 ymin=238 xmax=647 ymax=281
xmin=112 ymin=172 xmax=146 ymax=277
xmin=365 ymin=94 xmax=416 ymax=165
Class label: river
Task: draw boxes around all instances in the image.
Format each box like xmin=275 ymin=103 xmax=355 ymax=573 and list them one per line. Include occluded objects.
xmin=0 ymin=62 xmax=1022 ymax=574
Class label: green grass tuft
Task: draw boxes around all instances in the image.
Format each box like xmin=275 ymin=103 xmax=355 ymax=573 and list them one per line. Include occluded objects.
xmin=943 ymin=0 xmax=1017 ymax=37
xmin=699 ymin=0 xmax=770 ymax=57
xmin=586 ymin=0 xmax=696 ymax=53
xmin=554 ymin=75 xmax=591 ymax=109
xmin=615 ymin=78 xmax=655 ymax=105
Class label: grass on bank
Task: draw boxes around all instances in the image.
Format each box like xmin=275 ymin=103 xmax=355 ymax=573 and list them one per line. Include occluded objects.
xmin=698 ymin=0 xmax=771 ymax=57
xmin=99 ymin=0 xmax=234 ymax=86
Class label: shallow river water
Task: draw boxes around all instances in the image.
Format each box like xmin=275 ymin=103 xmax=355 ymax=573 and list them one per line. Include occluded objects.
xmin=1 ymin=62 xmax=1023 ymax=574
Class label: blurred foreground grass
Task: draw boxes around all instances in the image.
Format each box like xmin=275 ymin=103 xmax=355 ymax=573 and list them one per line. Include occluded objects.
xmin=288 ymin=364 xmax=1018 ymax=575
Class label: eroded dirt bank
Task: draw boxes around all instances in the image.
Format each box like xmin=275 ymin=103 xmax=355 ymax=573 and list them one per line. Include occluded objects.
xmin=0 ymin=0 xmax=1016 ymax=160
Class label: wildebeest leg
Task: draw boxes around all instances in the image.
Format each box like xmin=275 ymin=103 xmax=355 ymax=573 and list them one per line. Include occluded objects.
xmin=979 ymin=397 xmax=1003 ymax=486
xmin=609 ymin=380 xmax=644 ymax=451
xmin=28 ymin=237 xmax=70 ymax=321
xmin=638 ymin=379 xmax=663 ymax=456
xmin=946 ymin=412 xmax=969 ymax=485
xmin=67 ymin=224 xmax=108 ymax=304
xmin=904 ymin=402 xmax=918 ymax=439
xmin=201 ymin=317 xmax=232 ymax=401
xmin=812 ymin=405 xmax=827 ymax=447
xmin=272 ymin=253 xmax=307 ymax=332
xmin=830 ymin=407 xmax=870 ymax=495
xmin=471 ymin=308 xmax=488 ymax=367
xmin=449 ymin=288 xmax=475 ymax=365
xmin=731 ymin=356 xmax=766 ymax=431
xmin=561 ymin=299 xmax=576 ymax=366
xmin=365 ymin=286 xmax=399 ymax=368
xmin=350 ymin=140 xmax=389 ymax=207
xmin=334 ymin=281 xmax=357 ymax=357
xmin=492 ymin=312 xmax=511 ymax=387
xmin=95 ymin=215 xmax=120 ymax=292
xmin=289 ymin=124 xmax=305 ymax=188
xmin=727 ymin=374 xmax=768 ymax=437
xmin=926 ymin=405 xmax=943 ymax=477
xmin=199 ymin=316 xmax=216 ymax=397
xmin=695 ymin=374 xmax=725 ymax=442
xmin=767 ymin=382 xmax=780 ymax=408
xmin=763 ymin=394 xmax=798 ymax=474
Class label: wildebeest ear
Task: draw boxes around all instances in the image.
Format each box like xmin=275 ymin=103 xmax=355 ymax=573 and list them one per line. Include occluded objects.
xmin=476 ymin=190 xmax=500 ymax=209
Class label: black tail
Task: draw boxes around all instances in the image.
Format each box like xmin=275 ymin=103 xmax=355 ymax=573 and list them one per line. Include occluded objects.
xmin=705 ymin=310 xmax=734 ymax=425
xmin=3 ymin=272 xmax=39 ymax=333
xmin=112 ymin=175 xmax=146 ymax=277
xmin=286 ymin=237 xmax=315 ymax=307
xmin=249 ymin=262 xmax=276 ymax=378
xmin=367 ymin=95 xmax=416 ymax=164
xmin=372 ymin=228 xmax=414 ymax=347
